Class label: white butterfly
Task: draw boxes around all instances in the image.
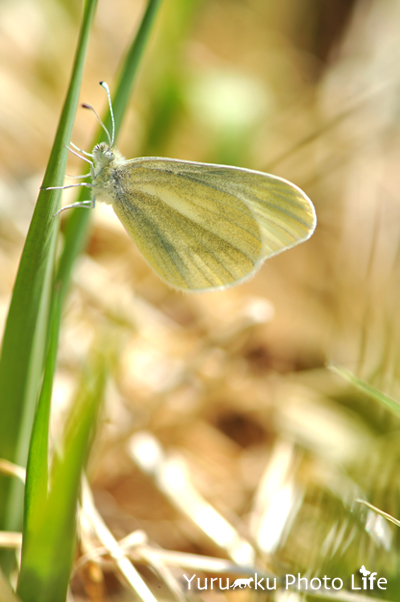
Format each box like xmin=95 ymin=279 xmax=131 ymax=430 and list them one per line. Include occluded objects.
xmin=50 ymin=82 xmax=316 ymax=291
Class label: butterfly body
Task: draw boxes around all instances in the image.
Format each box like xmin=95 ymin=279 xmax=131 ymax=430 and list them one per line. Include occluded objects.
xmin=91 ymin=142 xmax=125 ymax=206
xmin=90 ymin=141 xmax=316 ymax=291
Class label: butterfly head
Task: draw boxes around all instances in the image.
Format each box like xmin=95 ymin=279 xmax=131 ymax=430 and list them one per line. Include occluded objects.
xmin=92 ymin=142 xmax=115 ymax=168
xmin=91 ymin=141 xmax=126 ymax=191
xmin=92 ymin=142 xmax=125 ymax=176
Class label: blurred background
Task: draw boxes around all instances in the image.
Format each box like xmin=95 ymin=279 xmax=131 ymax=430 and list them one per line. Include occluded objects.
xmin=2 ymin=0 xmax=400 ymax=599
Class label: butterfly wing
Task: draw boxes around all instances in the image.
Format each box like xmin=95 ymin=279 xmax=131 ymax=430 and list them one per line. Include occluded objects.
xmin=108 ymin=158 xmax=315 ymax=291
xmin=176 ymin=161 xmax=317 ymax=258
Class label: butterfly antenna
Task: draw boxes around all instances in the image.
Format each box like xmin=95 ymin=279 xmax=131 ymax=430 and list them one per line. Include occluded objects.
xmin=99 ymin=81 xmax=115 ymax=147
xmin=81 ymin=102 xmax=112 ymax=147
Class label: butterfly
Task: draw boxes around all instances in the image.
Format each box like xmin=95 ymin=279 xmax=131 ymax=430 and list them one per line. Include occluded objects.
xmin=50 ymin=82 xmax=316 ymax=291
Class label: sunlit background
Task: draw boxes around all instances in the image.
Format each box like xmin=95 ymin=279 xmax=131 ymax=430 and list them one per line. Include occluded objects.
xmin=2 ymin=0 xmax=400 ymax=599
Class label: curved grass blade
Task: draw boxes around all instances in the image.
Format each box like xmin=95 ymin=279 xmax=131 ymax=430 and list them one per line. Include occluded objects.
xmin=330 ymin=364 xmax=400 ymax=417
xmin=0 ymin=0 xmax=98 ymax=574
xmin=17 ymin=347 xmax=106 ymax=602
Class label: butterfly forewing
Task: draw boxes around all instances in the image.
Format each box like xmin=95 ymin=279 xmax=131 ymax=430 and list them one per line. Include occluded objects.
xmin=135 ymin=159 xmax=316 ymax=259
xmin=208 ymin=169 xmax=317 ymax=258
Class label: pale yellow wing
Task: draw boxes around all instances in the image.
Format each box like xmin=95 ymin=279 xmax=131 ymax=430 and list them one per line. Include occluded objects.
xmin=107 ymin=158 xmax=316 ymax=291
xmin=187 ymin=162 xmax=317 ymax=258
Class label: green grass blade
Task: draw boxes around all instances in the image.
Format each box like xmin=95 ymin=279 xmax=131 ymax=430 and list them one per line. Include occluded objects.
xmin=330 ymin=364 xmax=400 ymax=417
xmin=15 ymin=1 xmax=164 ymax=597
xmin=0 ymin=0 xmax=98 ymax=566
xmin=17 ymin=351 xmax=106 ymax=602
xmin=22 ymin=289 xmax=63 ymax=548
xmin=110 ymin=0 xmax=164 ymax=134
